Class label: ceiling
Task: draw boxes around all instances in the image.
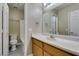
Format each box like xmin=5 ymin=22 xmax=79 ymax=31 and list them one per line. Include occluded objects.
xmin=8 ymin=3 xmax=24 ymax=11
xmin=44 ymin=3 xmax=71 ymax=12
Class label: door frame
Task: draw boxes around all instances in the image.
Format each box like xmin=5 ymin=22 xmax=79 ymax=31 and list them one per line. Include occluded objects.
xmin=0 ymin=3 xmax=3 ymax=56
xmin=3 ymin=3 xmax=9 ymax=56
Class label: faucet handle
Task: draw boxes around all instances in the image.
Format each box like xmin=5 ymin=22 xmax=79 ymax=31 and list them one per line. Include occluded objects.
xmin=50 ymin=35 xmax=54 ymax=38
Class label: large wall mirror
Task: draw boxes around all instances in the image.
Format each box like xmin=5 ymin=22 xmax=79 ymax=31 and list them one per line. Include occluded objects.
xmin=42 ymin=3 xmax=79 ymax=36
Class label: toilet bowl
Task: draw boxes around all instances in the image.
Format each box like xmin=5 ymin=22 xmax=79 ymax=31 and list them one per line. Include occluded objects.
xmin=10 ymin=34 xmax=17 ymax=51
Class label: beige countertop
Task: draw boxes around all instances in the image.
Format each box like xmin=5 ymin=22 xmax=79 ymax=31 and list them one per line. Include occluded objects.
xmin=32 ymin=33 xmax=79 ymax=56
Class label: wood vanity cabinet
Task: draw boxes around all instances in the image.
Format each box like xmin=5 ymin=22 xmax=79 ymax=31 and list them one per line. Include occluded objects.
xmin=32 ymin=38 xmax=43 ymax=56
xmin=32 ymin=37 xmax=74 ymax=56
xmin=44 ymin=51 xmax=50 ymax=56
xmin=43 ymin=43 xmax=72 ymax=56
xmin=32 ymin=44 xmax=43 ymax=56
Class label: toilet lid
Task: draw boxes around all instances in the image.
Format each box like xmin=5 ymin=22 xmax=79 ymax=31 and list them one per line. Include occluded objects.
xmin=10 ymin=39 xmax=17 ymax=43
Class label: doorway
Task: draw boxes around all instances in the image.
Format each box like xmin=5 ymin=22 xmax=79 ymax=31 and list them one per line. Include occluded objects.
xmin=8 ymin=3 xmax=25 ymax=56
xmin=69 ymin=9 xmax=79 ymax=36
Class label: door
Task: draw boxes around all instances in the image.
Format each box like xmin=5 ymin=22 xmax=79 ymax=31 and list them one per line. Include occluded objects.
xmin=20 ymin=20 xmax=25 ymax=44
xmin=0 ymin=4 xmax=3 ymax=56
xmin=69 ymin=10 xmax=79 ymax=36
xmin=3 ymin=4 xmax=9 ymax=56
xmin=51 ymin=16 xmax=58 ymax=34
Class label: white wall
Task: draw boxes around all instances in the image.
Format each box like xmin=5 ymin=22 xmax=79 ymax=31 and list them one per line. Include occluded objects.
xmin=27 ymin=4 xmax=42 ymax=33
xmin=24 ymin=3 xmax=42 ymax=55
xmin=9 ymin=7 xmax=24 ymax=21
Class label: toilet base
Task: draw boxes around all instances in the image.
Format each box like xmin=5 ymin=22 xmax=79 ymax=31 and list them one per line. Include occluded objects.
xmin=11 ymin=45 xmax=16 ymax=51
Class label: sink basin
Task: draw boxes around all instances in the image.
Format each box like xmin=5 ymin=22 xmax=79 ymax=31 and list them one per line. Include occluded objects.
xmin=40 ymin=34 xmax=55 ymax=40
xmin=34 ymin=33 xmax=55 ymax=40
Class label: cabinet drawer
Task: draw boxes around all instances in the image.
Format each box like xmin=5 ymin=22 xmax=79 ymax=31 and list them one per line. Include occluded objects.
xmin=44 ymin=43 xmax=72 ymax=56
xmin=32 ymin=44 xmax=43 ymax=56
xmin=32 ymin=38 xmax=43 ymax=48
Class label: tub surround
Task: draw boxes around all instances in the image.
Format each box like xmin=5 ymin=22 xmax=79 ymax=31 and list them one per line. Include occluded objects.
xmin=32 ymin=33 xmax=79 ymax=56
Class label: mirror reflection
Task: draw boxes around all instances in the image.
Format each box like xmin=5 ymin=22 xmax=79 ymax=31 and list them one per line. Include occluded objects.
xmin=42 ymin=3 xmax=79 ymax=36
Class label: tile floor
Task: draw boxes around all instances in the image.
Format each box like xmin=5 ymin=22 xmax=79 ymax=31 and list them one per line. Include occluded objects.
xmin=9 ymin=43 xmax=24 ymax=56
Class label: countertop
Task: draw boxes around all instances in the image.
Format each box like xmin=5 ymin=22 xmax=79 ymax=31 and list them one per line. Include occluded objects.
xmin=32 ymin=33 xmax=79 ymax=56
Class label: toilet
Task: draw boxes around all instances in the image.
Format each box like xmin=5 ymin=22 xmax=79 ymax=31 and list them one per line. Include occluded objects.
xmin=10 ymin=34 xmax=17 ymax=51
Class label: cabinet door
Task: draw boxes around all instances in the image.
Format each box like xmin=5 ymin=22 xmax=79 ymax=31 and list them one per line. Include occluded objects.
xmin=44 ymin=43 xmax=72 ymax=56
xmin=44 ymin=51 xmax=50 ymax=56
xmin=32 ymin=44 xmax=43 ymax=56
xmin=32 ymin=38 xmax=43 ymax=48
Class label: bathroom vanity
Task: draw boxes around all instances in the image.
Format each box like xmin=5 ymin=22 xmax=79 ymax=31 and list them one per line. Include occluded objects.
xmin=32 ymin=33 xmax=79 ymax=56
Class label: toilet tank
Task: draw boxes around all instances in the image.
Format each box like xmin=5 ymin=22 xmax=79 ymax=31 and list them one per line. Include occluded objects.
xmin=10 ymin=34 xmax=17 ymax=40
